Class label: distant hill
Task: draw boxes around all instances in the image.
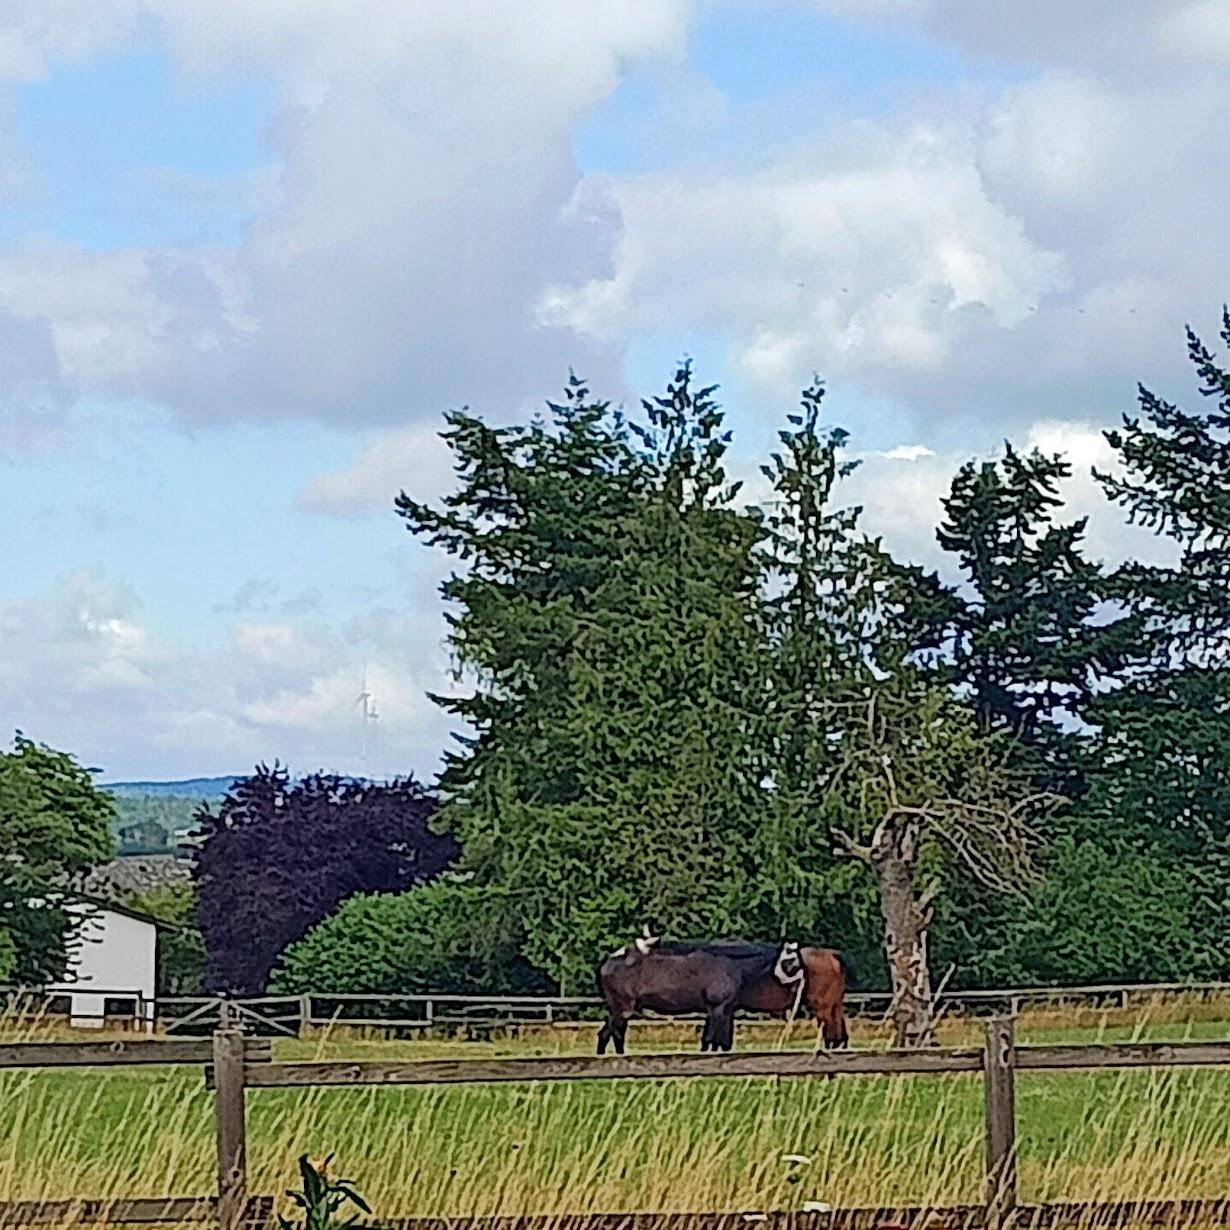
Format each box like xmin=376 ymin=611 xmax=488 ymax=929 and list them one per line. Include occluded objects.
xmin=101 ymin=776 xmax=240 ymax=800
xmin=98 ymin=778 xmax=240 ymax=855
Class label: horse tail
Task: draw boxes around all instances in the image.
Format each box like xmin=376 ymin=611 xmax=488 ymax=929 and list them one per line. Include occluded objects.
xmin=836 ymin=951 xmax=856 ymax=989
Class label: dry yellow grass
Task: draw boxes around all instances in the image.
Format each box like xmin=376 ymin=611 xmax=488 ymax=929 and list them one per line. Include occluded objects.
xmin=0 ymin=997 xmax=1226 ymax=1220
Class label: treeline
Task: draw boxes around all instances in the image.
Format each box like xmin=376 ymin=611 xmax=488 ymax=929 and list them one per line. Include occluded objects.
xmin=5 ymin=312 xmax=1227 ymax=1033
xmin=108 ymin=795 xmax=199 ymax=854
xmin=274 ymin=310 xmax=1229 ymax=1034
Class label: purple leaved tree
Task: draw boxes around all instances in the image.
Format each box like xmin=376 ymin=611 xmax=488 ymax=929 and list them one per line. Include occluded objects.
xmin=193 ymin=764 xmax=458 ymax=994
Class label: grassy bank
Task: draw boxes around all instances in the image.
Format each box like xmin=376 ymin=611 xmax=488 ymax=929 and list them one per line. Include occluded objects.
xmin=1 ymin=1004 xmax=1228 ymax=1218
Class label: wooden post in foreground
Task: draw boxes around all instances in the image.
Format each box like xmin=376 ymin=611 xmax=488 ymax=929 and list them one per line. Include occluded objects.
xmin=984 ymin=1015 xmax=1017 ymax=1230
xmin=214 ymin=1030 xmax=248 ymax=1230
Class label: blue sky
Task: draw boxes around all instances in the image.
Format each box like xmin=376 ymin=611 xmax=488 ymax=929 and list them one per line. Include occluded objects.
xmin=1 ymin=0 xmax=1225 ymax=780
xmin=9 ymin=50 xmax=273 ymax=251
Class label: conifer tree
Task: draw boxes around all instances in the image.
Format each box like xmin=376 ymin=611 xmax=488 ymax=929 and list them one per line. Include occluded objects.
xmin=398 ymin=367 xmax=769 ymax=988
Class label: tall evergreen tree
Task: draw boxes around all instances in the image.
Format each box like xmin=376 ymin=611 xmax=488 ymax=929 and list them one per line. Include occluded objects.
xmin=1081 ymin=308 xmax=1230 ymax=974
xmin=874 ymin=445 xmax=1140 ymax=984
xmin=1098 ymin=308 xmax=1230 ymax=657
xmin=757 ymin=384 xmax=1054 ymax=1039
xmin=398 ymin=367 xmax=770 ymax=989
xmin=898 ymin=445 xmax=1138 ymax=778
xmin=754 ymin=381 xmax=882 ymax=967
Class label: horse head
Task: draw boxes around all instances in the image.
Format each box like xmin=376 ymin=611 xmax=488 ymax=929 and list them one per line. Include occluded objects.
xmin=774 ymin=940 xmax=804 ymax=985
xmin=634 ymin=923 xmax=661 ymax=956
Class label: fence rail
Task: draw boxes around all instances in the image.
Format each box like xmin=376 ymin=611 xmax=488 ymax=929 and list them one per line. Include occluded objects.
xmin=3 ymin=1026 xmax=1230 ymax=1230
xmin=207 ymin=1024 xmax=1230 ymax=1230
xmin=5 ymin=980 xmax=1230 ymax=1039
xmin=0 ymin=1038 xmax=270 ymax=1068
xmin=3 ymin=1201 xmax=1230 ymax=1230
xmin=145 ymin=979 xmax=1230 ymax=1038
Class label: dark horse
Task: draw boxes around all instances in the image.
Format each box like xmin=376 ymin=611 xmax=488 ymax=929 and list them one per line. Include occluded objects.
xmin=661 ymin=939 xmax=854 ymax=1048
xmin=595 ymin=934 xmax=803 ymax=1055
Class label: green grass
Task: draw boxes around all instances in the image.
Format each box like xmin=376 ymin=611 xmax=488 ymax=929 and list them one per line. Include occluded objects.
xmin=1 ymin=1006 xmax=1228 ymax=1218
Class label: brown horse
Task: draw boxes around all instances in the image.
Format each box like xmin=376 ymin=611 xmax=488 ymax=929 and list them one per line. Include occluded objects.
xmin=741 ymin=946 xmax=852 ymax=1047
xmin=656 ymin=940 xmax=852 ymax=1048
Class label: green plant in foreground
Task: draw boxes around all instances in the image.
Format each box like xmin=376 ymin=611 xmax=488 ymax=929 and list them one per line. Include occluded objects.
xmin=278 ymin=1154 xmax=371 ymax=1230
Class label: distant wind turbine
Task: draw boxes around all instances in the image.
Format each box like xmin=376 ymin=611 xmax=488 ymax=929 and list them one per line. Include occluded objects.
xmin=354 ymin=664 xmax=379 ymax=779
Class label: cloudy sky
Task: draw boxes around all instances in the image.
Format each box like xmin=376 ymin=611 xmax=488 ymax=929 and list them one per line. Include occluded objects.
xmin=1 ymin=0 xmax=1226 ymax=782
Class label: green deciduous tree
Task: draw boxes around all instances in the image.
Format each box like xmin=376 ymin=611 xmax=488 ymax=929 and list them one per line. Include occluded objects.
xmin=123 ymin=884 xmax=208 ymax=995
xmin=271 ymin=880 xmax=551 ymax=997
xmin=0 ymin=733 xmax=116 ymax=983
xmin=951 ymin=832 xmax=1224 ymax=987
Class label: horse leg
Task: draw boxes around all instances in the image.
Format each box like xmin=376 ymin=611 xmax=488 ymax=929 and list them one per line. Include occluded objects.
xmin=816 ymin=983 xmax=850 ymax=1050
xmin=829 ymin=1008 xmax=850 ymax=1049
xmin=713 ymin=1003 xmax=736 ymax=1052
xmin=599 ymin=1010 xmax=630 ymax=1055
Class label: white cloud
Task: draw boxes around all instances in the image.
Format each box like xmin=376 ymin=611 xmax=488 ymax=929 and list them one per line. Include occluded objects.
xmin=232 ymin=622 xmax=318 ymax=670
xmin=545 ymin=33 xmax=1230 ymax=435
xmin=2 ymin=0 xmax=1224 ymax=451
xmin=843 ymin=421 xmax=1179 ymax=578
xmin=0 ymin=570 xmax=160 ymax=695
xmin=544 ymin=119 xmax=1069 ymax=409
xmin=0 ymin=1 xmax=140 ymax=82
xmin=299 ymin=424 xmax=454 ymax=517
xmin=0 ymin=2 xmax=692 ymax=439
xmin=0 ymin=570 xmax=455 ymax=781
xmin=810 ymin=1 xmax=1230 ymax=76
xmin=881 ymin=444 xmax=933 ymax=461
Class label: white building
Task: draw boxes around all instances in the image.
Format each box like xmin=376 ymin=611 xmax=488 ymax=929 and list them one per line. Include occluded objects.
xmin=43 ymin=895 xmax=169 ymax=1032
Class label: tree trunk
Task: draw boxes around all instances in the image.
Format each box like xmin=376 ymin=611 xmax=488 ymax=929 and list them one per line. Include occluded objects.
xmin=871 ymin=818 xmax=934 ymax=1047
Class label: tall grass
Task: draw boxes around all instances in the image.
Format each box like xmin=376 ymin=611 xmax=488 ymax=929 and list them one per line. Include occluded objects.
xmin=0 ymin=999 xmax=1227 ymax=1218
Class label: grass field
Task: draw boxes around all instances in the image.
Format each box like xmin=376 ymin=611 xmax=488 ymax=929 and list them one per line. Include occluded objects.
xmin=1 ymin=999 xmax=1228 ymax=1220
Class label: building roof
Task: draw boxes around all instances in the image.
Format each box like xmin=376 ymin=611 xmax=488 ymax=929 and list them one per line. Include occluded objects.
xmin=81 ymin=854 xmax=192 ymax=897
xmin=64 ymin=892 xmax=177 ymax=931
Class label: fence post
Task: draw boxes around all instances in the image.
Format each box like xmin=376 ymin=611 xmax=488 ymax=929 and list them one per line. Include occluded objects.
xmin=983 ymin=1015 xmax=1017 ymax=1230
xmin=214 ymin=1030 xmax=248 ymax=1230
xmin=298 ymin=994 xmax=311 ymax=1038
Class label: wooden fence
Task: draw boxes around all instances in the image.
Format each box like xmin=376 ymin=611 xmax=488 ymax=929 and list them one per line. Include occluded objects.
xmin=2 ymin=1027 xmax=1230 ymax=1230
xmin=6 ymin=980 xmax=1227 ymax=1036
xmin=145 ymin=979 xmax=1230 ymax=1038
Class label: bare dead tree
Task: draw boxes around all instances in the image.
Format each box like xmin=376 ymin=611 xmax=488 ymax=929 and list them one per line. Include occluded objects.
xmin=826 ymin=685 xmax=1058 ymax=1047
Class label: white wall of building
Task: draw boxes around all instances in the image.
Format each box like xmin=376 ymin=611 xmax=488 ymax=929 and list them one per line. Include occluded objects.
xmin=44 ymin=902 xmax=158 ymax=1031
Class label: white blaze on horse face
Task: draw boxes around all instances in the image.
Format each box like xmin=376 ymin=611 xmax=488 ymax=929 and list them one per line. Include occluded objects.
xmin=775 ymin=941 xmax=804 ymax=984
xmin=634 ymin=924 xmax=660 ymax=956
